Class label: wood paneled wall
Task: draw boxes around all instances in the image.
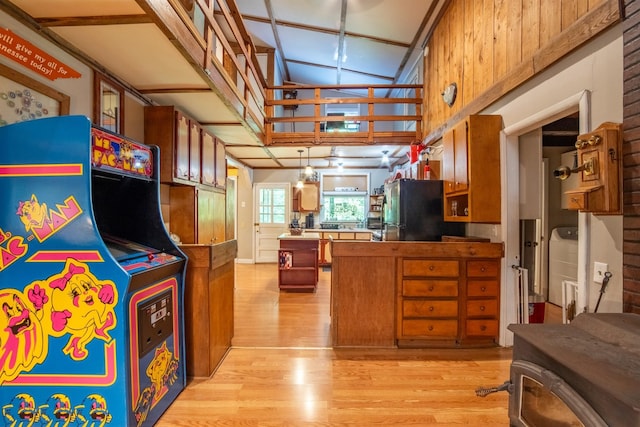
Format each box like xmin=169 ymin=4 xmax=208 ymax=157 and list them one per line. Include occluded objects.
xmin=623 ymin=0 xmax=640 ymax=313
xmin=423 ymin=0 xmax=620 ymax=141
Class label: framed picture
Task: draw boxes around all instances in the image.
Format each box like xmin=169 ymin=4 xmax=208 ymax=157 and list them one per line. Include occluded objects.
xmin=0 ymin=62 xmax=70 ymax=126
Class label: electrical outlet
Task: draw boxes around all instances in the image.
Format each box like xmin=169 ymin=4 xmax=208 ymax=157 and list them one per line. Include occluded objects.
xmin=593 ymin=262 xmax=608 ymax=284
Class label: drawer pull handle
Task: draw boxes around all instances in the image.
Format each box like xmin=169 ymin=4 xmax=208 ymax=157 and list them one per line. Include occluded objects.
xmin=428 ymin=286 xmax=434 ymax=292
xmin=480 ymin=325 xmax=487 ymax=331
xmin=480 ymin=306 xmax=485 ymax=311
xmin=481 ymin=286 xmax=486 ymax=292
xmin=429 ymin=306 xmax=434 ymax=311
xmin=428 ymin=325 xmax=434 ymax=331
xmin=429 ymin=265 xmax=435 ymax=271
xmin=481 ymin=267 xmax=486 ymax=272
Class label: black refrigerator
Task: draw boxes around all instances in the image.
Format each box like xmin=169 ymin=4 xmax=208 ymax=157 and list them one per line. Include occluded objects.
xmin=383 ymin=179 xmax=464 ymax=241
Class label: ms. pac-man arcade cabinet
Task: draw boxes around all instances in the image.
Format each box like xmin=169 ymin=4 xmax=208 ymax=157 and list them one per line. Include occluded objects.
xmin=0 ymin=115 xmax=186 ymax=426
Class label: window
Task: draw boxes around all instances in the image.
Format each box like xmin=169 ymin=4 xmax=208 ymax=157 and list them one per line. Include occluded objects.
xmin=94 ymin=73 xmax=124 ymax=133
xmin=259 ymin=188 xmax=286 ymax=224
xmin=324 ymin=103 xmax=360 ymax=132
xmin=322 ymin=194 xmax=366 ymax=222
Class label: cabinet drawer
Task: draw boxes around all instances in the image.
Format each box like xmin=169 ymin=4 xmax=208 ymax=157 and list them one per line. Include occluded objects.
xmin=566 ymin=191 xmax=587 ymax=210
xmin=403 ymin=300 xmax=458 ymax=317
xmin=402 ymin=319 xmax=458 ymax=337
xmin=467 ymin=280 xmax=499 ymax=297
xmin=466 ymin=299 xmax=498 ymax=317
xmin=403 ymin=279 xmax=458 ymax=297
xmin=466 ymin=319 xmax=498 ymax=336
xmin=403 ymin=259 xmax=459 ymax=277
xmin=467 ymin=260 xmax=499 ymax=277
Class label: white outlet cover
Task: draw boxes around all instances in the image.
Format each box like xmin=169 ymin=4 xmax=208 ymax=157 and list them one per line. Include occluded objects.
xmin=593 ymin=262 xmax=608 ymax=284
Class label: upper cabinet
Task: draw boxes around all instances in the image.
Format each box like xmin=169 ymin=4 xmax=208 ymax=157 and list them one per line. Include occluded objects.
xmin=144 ymin=105 xmax=226 ymax=190
xmin=293 ymin=182 xmax=320 ymax=213
xmin=442 ymin=115 xmax=502 ymax=223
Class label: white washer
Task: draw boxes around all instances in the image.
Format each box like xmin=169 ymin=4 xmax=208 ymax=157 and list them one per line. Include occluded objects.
xmin=548 ymin=227 xmax=578 ymax=306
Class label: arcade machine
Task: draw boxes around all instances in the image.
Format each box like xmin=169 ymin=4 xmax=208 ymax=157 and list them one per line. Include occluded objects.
xmin=0 ymin=115 xmax=187 ymax=426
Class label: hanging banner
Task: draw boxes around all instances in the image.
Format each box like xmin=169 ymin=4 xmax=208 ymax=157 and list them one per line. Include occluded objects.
xmin=0 ymin=28 xmax=81 ymax=80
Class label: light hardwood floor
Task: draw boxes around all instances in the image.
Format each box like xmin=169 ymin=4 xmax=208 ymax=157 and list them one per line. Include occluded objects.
xmin=156 ymin=263 xmax=513 ymax=426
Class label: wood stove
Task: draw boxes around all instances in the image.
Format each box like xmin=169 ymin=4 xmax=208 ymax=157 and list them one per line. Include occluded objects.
xmin=506 ymin=313 xmax=640 ymax=426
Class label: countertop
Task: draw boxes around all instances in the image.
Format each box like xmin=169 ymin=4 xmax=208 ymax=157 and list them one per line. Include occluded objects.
xmin=302 ymin=228 xmax=373 ymax=233
xmin=278 ymin=232 xmax=321 ymax=240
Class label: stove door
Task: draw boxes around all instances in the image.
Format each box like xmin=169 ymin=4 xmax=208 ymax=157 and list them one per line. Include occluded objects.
xmin=509 ymin=361 xmax=607 ymax=427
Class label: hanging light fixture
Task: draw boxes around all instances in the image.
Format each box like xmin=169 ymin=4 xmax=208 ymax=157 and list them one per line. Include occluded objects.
xmin=381 ymin=150 xmax=389 ymax=164
xmin=304 ymin=147 xmax=314 ymax=176
xmin=296 ymin=149 xmax=304 ymax=188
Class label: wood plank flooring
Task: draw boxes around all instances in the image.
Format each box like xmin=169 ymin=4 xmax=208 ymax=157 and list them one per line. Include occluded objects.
xmin=156 ymin=263 xmax=513 ymax=426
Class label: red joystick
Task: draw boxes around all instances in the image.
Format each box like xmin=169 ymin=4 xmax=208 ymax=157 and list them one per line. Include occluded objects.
xmin=147 ymin=253 xmax=154 ymax=261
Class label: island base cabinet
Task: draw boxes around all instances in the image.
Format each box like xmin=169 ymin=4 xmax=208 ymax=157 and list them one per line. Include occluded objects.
xmin=397 ymin=257 xmax=501 ymax=348
xmin=278 ymin=237 xmax=319 ymax=292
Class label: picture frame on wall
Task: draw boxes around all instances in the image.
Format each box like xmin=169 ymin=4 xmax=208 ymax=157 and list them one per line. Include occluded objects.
xmin=0 ymin=62 xmax=70 ymax=126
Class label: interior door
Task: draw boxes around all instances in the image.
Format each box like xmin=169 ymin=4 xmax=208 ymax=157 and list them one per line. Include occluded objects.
xmin=254 ymin=183 xmax=290 ymax=263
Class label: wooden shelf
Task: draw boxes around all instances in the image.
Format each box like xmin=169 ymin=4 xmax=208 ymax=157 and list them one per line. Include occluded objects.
xmin=278 ymin=237 xmax=319 ymax=291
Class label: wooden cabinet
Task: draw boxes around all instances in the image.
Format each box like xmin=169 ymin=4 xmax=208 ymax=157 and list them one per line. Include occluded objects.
xmin=201 ymin=131 xmax=215 ymax=186
xmin=293 ymin=182 xmax=319 ymax=212
xmin=398 ymin=259 xmax=460 ymax=342
xmin=278 ymin=234 xmax=319 ymax=291
xmin=181 ymin=240 xmax=236 ymax=377
xmin=397 ymin=256 xmax=501 ymax=347
xmin=463 ymin=260 xmax=500 ymax=342
xmin=215 ymin=137 xmax=227 ymax=188
xmin=170 ymin=186 xmax=226 ymax=244
xmin=144 ymin=105 xmax=226 ymax=189
xmin=442 ymin=115 xmax=502 ymax=223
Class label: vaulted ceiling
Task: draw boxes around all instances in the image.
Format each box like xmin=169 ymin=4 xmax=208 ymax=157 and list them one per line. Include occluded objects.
xmin=3 ymin=0 xmax=447 ymax=171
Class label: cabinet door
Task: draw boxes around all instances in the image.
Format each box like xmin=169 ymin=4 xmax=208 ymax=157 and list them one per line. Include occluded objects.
xmin=201 ymin=131 xmax=215 ymax=186
xmin=215 ymin=138 xmax=226 ymax=188
xmin=299 ymin=182 xmax=319 ymax=212
xmin=189 ymin=120 xmax=201 ymax=183
xmin=453 ymin=120 xmax=469 ymax=192
xmin=442 ymin=128 xmax=456 ymax=194
xmin=212 ymin=190 xmax=226 ymax=243
xmin=197 ymin=189 xmax=215 ymax=244
xmin=175 ymin=111 xmax=190 ymax=181
xmin=170 ymin=186 xmax=197 ymax=244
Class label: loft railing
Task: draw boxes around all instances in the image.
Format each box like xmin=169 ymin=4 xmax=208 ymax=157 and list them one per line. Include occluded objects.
xmin=149 ymin=1 xmax=422 ymax=147
xmin=265 ymin=85 xmax=423 ymax=146
xmin=148 ymin=0 xmax=267 ymax=136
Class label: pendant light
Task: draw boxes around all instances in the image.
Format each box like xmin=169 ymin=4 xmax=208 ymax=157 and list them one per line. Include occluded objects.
xmin=304 ymin=147 xmax=314 ymax=176
xmin=296 ymin=149 xmax=304 ymax=188
xmin=381 ymin=150 xmax=389 ymax=164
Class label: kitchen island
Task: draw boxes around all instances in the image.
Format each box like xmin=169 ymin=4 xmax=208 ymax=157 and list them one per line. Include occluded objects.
xmin=330 ymin=240 xmax=504 ymax=348
xmin=277 ymin=232 xmax=320 ymax=291
xmin=303 ymin=228 xmax=373 ymax=265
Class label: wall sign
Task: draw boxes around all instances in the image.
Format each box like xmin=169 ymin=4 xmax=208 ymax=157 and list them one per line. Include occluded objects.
xmin=0 ymin=28 xmax=81 ymax=80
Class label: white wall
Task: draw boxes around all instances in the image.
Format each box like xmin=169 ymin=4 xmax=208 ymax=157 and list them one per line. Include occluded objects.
xmin=485 ymin=24 xmax=624 ymax=343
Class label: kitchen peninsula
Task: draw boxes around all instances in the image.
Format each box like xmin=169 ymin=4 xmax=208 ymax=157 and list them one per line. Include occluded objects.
xmin=330 ymin=239 xmax=504 ymax=348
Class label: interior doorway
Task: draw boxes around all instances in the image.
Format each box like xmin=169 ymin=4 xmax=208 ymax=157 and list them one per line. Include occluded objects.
xmin=518 ymin=114 xmax=580 ymax=324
